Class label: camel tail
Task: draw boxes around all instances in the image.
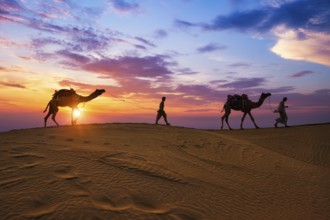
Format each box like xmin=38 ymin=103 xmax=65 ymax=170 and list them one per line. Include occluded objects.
xmin=43 ymin=102 xmax=50 ymax=113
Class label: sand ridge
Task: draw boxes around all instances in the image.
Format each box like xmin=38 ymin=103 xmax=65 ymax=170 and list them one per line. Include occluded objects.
xmin=0 ymin=123 xmax=329 ymax=219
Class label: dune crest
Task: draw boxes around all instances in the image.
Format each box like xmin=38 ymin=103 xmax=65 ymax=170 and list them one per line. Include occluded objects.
xmin=0 ymin=123 xmax=329 ymax=219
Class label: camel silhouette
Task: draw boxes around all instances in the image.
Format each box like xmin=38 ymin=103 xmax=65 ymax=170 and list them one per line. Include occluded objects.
xmin=43 ymin=88 xmax=105 ymax=127
xmin=221 ymin=92 xmax=271 ymax=130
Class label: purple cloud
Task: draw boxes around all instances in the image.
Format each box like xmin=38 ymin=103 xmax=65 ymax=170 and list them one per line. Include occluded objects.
xmin=176 ymin=0 xmax=330 ymax=34
xmin=134 ymin=37 xmax=156 ymax=47
xmin=210 ymin=79 xmax=228 ymax=84
xmin=267 ymin=86 xmax=295 ymax=94
xmin=270 ymin=89 xmax=330 ymax=109
xmin=56 ymin=50 xmax=91 ymax=64
xmin=0 ymin=0 xmax=22 ymax=14
xmin=29 ymin=28 xmax=116 ymax=56
xmin=291 ymin=70 xmax=316 ymax=78
xmin=0 ymin=0 xmax=105 ymax=33
xmin=228 ymin=62 xmax=251 ymax=68
xmin=314 ymin=89 xmax=330 ymax=95
xmin=197 ymin=43 xmax=227 ymax=53
xmin=174 ymin=19 xmax=198 ymax=29
xmin=175 ymin=84 xmax=223 ymax=102
xmin=154 ymin=29 xmax=168 ymax=39
xmin=134 ymin=44 xmax=147 ymax=50
xmin=108 ymin=0 xmax=140 ymax=13
xmin=31 ymin=37 xmax=63 ymax=48
xmin=83 ymin=55 xmax=174 ymax=80
xmin=176 ymin=68 xmax=198 ymax=75
xmin=221 ymin=77 xmax=266 ymax=88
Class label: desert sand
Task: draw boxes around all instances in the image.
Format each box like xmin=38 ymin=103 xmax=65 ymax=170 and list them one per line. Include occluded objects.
xmin=0 ymin=123 xmax=329 ymax=220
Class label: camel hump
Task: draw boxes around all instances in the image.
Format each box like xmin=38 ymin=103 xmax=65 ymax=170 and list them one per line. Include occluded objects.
xmin=53 ymin=88 xmax=76 ymax=98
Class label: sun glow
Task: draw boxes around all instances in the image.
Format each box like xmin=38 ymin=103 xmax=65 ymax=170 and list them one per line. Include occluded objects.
xmin=73 ymin=109 xmax=81 ymax=118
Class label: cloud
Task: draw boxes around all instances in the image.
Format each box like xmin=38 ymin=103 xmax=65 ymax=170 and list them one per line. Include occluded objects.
xmin=154 ymin=29 xmax=168 ymax=39
xmin=271 ymin=27 xmax=330 ymax=66
xmin=0 ymin=0 xmax=105 ymax=32
xmin=79 ymin=55 xmax=176 ymax=97
xmin=271 ymin=89 xmax=330 ymax=109
xmin=196 ymin=43 xmax=227 ymax=53
xmin=134 ymin=37 xmax=156 ymax=47
xmin=175 ymin=68 xmax=198 ymax=75
xmin=174 ymin=19 xmax=198 ymax=29
xmin=0 ymin=82 xmax=26 ymax=89
xmin=83 ymin=55 xmax=174 ymax=81
xmin=175 ymin=84 xmax=224 ymax=103
xmin=267 ymin=86 xmax=295 ymax=93
xmin=108 ymin=0 xmax=140 ymax=13
xmin=220 ymin=77 xmax=266 ymax=88
xmin=56 ymin=50 xmax=91 ymax=65
xmin=173 ymin=0 xmax=330 ymax=67
xmin=228 ymin=62 xmax=251 ymax=68
xmin=201 ymin=0 xmax=330 ymax=34
xmin=210 ymin=79 xmax=228 ymax=84
xmin=290 ymin=70 xmax=316 ymax=78
xmin=29 ymin=28 xmax=117 ymax=59
xmin=0 ymin=0 xmax=22 ymax=14
xmin=31 ymin=37 xmax=63 ymax=48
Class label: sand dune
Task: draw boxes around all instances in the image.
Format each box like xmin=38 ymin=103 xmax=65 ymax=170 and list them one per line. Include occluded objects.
xmin=0 ymin=123 xmax=329 ymax=219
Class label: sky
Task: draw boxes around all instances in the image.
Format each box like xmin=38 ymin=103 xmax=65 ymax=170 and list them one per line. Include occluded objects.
xmin=0 ymin=0 xmax=330 ymax=131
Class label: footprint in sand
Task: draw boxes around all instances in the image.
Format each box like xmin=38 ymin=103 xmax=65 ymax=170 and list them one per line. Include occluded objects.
xmin=54 ymin=166 xmax=78 ymax=180
xmin=53 ymin=166 xmax=90 ymax=197
xmin=194 ymin=144 xmax=203 ymax=148
xmin=24 ymin=194 xmax=60 ymax=218
xmin=99 ymin=153 xmax=187 ymax=183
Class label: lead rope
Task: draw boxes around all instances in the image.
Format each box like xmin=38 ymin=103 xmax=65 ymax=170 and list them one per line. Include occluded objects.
xmin=268 ymin=96 xmax=274 ymax=112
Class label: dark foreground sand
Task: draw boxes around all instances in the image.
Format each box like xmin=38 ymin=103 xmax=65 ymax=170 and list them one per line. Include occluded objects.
xmin=0 ymin=123 xmax=329 ymax=220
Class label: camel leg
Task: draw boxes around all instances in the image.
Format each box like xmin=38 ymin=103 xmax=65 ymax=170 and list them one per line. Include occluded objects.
xmin=221 ymin=109 xmax=232 ymax=130
xmin=240 ymin=112 xmax=247 ymax=130
xmin=225 ymin=115 xmax=232 ymax=130
xmin=71 ymin=110 xmax=75 ymax=126
xmin=73 ymin=116 xmax=78 ymax=125
xmin=44 ymin=112 xmax=52 ymax=128
xmin=52 ymin=111 xmax=59 ymax=127
xmin=220 ymin=115 xmax=225 ymax=130
xmin=248 ymin=112 xmax=259 ymax=129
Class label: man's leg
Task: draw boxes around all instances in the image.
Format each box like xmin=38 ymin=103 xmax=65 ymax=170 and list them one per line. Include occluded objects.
xmin=155 ymin=112 xmax=161 ymax=124
xmin=163 ymin=112 xmax=170 ymax=125
xmin=283 ymin=112 xmax=288 ymax=127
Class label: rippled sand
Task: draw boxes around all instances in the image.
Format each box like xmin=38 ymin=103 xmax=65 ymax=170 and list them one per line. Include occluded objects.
xmin=0 ymin=123 xmax=329 ymax=219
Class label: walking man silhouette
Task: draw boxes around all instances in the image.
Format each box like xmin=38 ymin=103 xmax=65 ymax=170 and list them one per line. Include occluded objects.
xmin=155 ymin=97 xmax=170 ymax=125
xmin=275 ymin=97 xmax=289 ymax=128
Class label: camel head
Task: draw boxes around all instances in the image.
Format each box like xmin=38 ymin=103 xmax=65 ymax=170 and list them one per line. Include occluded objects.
xmin=95 ymin=89 xmax=106 ymax=96
xmin=261 ymin=92 xmax=271 ymax=99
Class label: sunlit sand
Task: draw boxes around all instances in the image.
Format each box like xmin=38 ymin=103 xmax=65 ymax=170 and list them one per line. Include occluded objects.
xmin=0 ymin=123 xmax=329 ymax=219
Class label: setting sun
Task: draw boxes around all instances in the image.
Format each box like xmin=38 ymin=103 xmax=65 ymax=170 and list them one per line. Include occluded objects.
xmin=73 ymin=109 xmax=81 ymax=119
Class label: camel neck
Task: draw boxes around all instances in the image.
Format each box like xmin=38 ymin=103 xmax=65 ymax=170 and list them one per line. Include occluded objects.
xmin=78 ymin=91 xmax=99 ymax=103
xmin=252 ymin=94 xmax=267 ymax=108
